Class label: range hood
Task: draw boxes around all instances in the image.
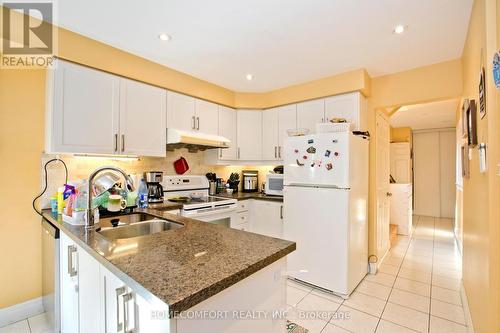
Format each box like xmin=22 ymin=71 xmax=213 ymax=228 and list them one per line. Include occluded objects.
xmin=166 ymin=128 xmax=230 ymax=152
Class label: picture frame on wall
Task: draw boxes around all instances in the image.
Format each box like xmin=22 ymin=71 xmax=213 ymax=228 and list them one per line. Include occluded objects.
xmin=461 ymin=144 xmax=470 ymax=179
xmin=466 ymin=99 xmax=478 ymax=147
xmin=461 ymin=99 xmax=469 ymax=138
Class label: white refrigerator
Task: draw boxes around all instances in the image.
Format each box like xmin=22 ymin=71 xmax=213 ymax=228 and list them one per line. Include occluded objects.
xmin=283 ymin=131 xmax=369 ymax=297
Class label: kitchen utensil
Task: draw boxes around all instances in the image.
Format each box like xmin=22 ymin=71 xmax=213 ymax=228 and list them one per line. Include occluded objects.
xmin=91 ymin=172 xmax=122 ymax=197
xmin=209 ymin=181 xmax=217 ymax=195
xmin=107 ymin=194 xmax=127 ymax=212
xmin=173 ymin=157 xmax=189 ymax=174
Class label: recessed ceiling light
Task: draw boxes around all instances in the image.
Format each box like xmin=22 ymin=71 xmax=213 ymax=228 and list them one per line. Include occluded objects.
xmin=158 ymin=33 xmax=171 ymax=41
xmin=393 ymin=24 xmax=406 ymax=34
xmin=246 ymin=74 xmax=253 ymax=81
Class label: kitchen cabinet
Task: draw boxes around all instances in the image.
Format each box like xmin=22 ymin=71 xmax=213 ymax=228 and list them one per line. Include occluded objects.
xmin=60 ymin=233 xmax=79 ymax=333
xmin=248 ymin=200 xmax=284 ymax=239
xmin=218 ymin=106 xmax=238 ymax=160
xmin=324 ymin=92 xmax=367 ymax=131
xmin=195 ymin=99 xmax=219 ymax=135
xmin=237 ymin=110 xmax=262 ymax=160
xmin=262 ymin=108 xmax=280 ymax=160
xmin=296 ymin=99 xmax=325 ymax=134
xmin=47 ymin=60 xmax=167 ymax=157
xmin=167 ymin=91 xmax=196 ymax=132
xmin=78 ymin=244 xmax=103 ymax=333
xmin=278 ymin=104 xmax=297 ymax=158
xmin=120 ymin=79 xmax=167 ymax=157
xmin=47 ymin=59 xmax=120 ymax=155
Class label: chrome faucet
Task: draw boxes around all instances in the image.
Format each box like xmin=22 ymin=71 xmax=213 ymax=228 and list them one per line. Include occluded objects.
xmin=86 ymin=166 xmax=135 ymax=229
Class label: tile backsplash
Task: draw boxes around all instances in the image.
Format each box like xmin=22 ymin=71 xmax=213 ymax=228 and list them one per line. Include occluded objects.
xmin=39 ymin=149 xmax=276 ymax=208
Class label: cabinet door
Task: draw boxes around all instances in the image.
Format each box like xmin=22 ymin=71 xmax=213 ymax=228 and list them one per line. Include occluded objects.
xmin=237 ymin=110 xmax=262 ymax=160
xmin=249 ymin=201 xmax=283 ymax=239
xmin=218 ymin=106 xmax=238 ymax=160
xmin=296 ymin=99 xmax=325 ymax=134
xmin=262 ymin=108 xmax=279 ymax=160
xmin=78 ymin=246 xmax=103 ymax=333
xmin=278 ymin=104 xmax=297 ymax=159
xmin=60 ymin=233 xmax=79 ymax=333
xmin=325 ymin=92 xmax=361 ymax=130
xmin=102 ymin=267 xmax=128 ymax=333
xmin=120 ymin=79 xmax=167 ymax=157
xmin=50 ymin=60 xmax=120 ymax=154
xmin=166 ymin=91 xmax=196 ymax=132
xmin=195 ymin=99 xmax=219 ymax=135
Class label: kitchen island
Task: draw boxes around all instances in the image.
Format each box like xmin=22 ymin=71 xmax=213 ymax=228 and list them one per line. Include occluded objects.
xmin=42 ymin=208 xmax=295 ymax=333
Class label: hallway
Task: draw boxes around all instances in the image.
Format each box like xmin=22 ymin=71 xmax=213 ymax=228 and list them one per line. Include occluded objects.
xmin=286 ymin=215 xmax=467 ymax=332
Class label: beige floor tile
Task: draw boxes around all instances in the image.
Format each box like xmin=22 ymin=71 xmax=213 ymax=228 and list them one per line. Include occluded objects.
xmin=28 ymin=313 xmax=54 ymax=333
xmin=310 ymin=289 xmax=345 ymax=304
xmin=397 ymin=267 xmax=432 ymax=284
xmin=430 ymin=299 xmax=466 ymax=325
xmin=382 ymin=256 xmax=403 ymax=267
xmin=321 ymin=323 xmax=352 ymax=333
xmin=381 ymin=303 xmax=429 ymax=333
xmin=330 ymin=305 xmax=379 ymax=333
xmin=400 ymin=261 xmax=432 ymax=274
xmin=375 ymin=319 xmax=417 ymax=333
xmin=431 ymin=286 xmax=462 ymax=306
xmin=394 ymin=277 xmax=431 ymax=297
xmin=288 ymin=279 xmax=314 ymax=292
xmin=0 ymin=320 xmax=30 ymax=333
xmin=356 ymin=280 xmax=392 ymax=301
xmin=343 ymin=291 xmax=386 ymax=317
xmin=429 ymin=316 xmax=468 ymax=333
xmin=432 ymin=267 xmax=461 ymax=279
xmin=378 ymin=263 xmax=400 ymax=276
xmin=364 ymin=272 xmax=396 ymax=287
xmin=388 ymin=288 xmax=430 ymax=313
xmin=293 ymin=318 xmax=329 ymax=333
xmin=287 ymin=285 xmax=310 ymax=306
xmin=296 ymin=293 xmax=342 ymax=319
xmin=431 ymin=275 xmax=461 ymax=291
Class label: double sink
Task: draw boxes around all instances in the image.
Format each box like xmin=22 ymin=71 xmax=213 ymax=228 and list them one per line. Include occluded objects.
xmin=96 ymin=212 xmax=183 ymax=240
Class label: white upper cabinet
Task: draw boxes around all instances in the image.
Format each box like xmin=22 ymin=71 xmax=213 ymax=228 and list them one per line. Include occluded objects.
xmin=237 ymin=110 xmax=262 ymax=160
xmin=277 ymin=104 xmax=297 ymax=158
xmin=262 ymin=108 xmax=279 ymax=160
xmin=119 ymin=79 xmax=166 ymax=157
xmin=296 ymin=99 xmax=325 ymax=133
xmin=218 ymin=106 xmax=238 ymax=160
xmin=166 ymin=91 xmax=196 ymax=132
xmin=48 ymin=60 xmax=120 ymax=154
xmin=195 ymin=99 xmax=219 ymax=135
xmin=325 ymin=92 xmax=367 ymax=130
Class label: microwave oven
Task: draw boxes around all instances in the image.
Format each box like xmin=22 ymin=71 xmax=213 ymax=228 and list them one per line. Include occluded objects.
xmin=265 ymin=174 xmax=284 ymax=196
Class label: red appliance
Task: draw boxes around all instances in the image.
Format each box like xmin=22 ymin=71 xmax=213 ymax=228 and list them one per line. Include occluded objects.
xmin=173 ymin=157 xmax=189 ymax=174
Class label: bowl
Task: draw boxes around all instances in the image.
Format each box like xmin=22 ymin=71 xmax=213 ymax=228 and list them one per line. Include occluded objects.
xmin=287 ymin=128 xmax=310 ymax=137
xmin=189 ymin=192 xmax=204 ymax=200
xmin=226 ymin=188 xmax=234 ymax=195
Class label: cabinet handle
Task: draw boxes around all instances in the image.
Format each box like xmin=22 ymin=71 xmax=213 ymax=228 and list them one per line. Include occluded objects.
xmin=220 ymin=149 xmax=222 ymax=158
xmin=321 ymin=118 xmax=324 ymax=123
xmin=192 ymin=116 xmax=196 ymax=130
xmin=274 ymin=146 xmax=277 ymax=158
xmin=280 ymin=206 xmax=283 ymax=220
xmin=121 ymin=134 xmax=125 ymax=152
xmin=115 ymin=286 xmax=126 ymax=332
xmin=196 ymin=117 xmax=200 ymax=130
xmin=67 ymin=245 xmax=77 ymax=277
xmin=278 ymin=146 xmax=282 ymax=159
xmin=123 ymin=292 xmax=135 ymax=333
xmin=238 ymin=147 xmax=240 ymax=159
xmin=114 ymin=134 xmax=118 ymax=152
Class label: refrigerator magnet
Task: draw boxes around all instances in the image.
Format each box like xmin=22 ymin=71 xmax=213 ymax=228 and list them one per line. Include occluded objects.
xmin=306 ymin=146 xmax=316 ymax=154
xmin=303 ymin=155 xmax=308 ymax=159
xmin=296 ymin=159 xmax=304 ymax=166
xmin=308 ymin=139 xmax=314 ymax=144
xmin=294 ymin=149 xmax=299 ymax=153
xmin=325 ymin=150 xmax=331 ymax=157
xmin=310 ymin=162 xmax=315 ymax=167
xmin=326 ymin=163 xmax=333 ymax=170
xmin=334 ymin=152 xmax=339 ymax=157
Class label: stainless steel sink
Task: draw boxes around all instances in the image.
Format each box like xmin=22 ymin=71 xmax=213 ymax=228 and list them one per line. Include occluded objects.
xmin=97 ymin=213 xmax=183 ymax=240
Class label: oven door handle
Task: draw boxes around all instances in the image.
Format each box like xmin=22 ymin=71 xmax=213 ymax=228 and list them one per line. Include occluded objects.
xmin=183 ymin=206 xmax=237 ymax=218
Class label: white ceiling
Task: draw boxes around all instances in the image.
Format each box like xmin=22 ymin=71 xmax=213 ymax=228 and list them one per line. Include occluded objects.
xmin=56 ymin=0 xmax=473 ymax=92
xmin=390 ymin=99 xmax=458 ymax=130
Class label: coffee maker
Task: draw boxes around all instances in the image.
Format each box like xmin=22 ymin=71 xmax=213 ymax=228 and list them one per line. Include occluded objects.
xmin=145 ymin=171 xmax=164 ymax=203
xmin=242 ymin=170 xmax=258 ymax=192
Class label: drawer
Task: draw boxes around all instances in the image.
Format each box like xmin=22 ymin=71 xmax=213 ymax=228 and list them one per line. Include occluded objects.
xmin=237 ymin=201 xmax=249 ymax=212
xmin=236 ymin=212 xmax=248 ymax=224
xmin=232 ymin=223 xmax=248 ymax=231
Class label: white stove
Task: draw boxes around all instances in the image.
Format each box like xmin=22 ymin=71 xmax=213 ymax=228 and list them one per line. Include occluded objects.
xmin=162 ymin=175 xmax=238 ymax=227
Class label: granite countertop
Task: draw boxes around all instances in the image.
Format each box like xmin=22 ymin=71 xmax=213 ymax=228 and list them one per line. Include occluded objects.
xmin=42 ymin=208 xmax=294 ymax=316
xmin=215 ymin=191 xmax=283 ymax=202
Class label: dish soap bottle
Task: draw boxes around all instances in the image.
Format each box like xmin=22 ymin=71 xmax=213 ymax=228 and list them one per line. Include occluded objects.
xmin=137 ymin=179 xmax=149 ymax=208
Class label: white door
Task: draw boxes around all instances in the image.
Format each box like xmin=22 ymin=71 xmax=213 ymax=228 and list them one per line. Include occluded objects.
xmin=237 ymin=110 xmax=262 ymax=160
xmin=413 ymin=132 xmax=441 ymax=217
xmin=60 ymin=233 xmax=79 ymax=333
xmin=278 ymin=104 xmax=297 ymax=159
xmin=283 ymin=186 xmax=350 ymax=294
xmin=375 ymin=112 xmax=390 ymax=258
xmin=78 ymin=246 xmax=103 ymax=333
xmin=119 ymin=79 xmax=166 ymax=157
xmin=249 ymin=200 xmax=283 ymax=238
xmin=390 ymin=142 xmax=412 ymax=183
xmin=439 ymin=130 xmax=456 ymax=218
xmin=166 ymin=91 xmax=195 ymax=132
xmin=50 ymin=60 xmax=120 ymax=154
xmin=296 ymin=99 xmax=325 ymax=134
xmin=262 ymin=108 xmax=279 ymax=160
xmin=195 ymin=99 xmax=219 ymax=135
xmin=218 ymin=106 xmax=237 ymax=160
xmin=325 ymin=92 xmax=360 ymax=128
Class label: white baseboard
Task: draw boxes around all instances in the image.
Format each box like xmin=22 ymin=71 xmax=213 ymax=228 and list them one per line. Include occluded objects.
xmin=0 ymin=297 xmax=44 ymax=327
xmin=460 ymin=282 xmax=475 ymax=333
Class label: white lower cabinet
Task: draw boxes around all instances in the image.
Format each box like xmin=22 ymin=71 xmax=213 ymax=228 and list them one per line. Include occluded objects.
xmin=60 ymin=233 xmax=80 ymax=333
xmin=247 ymin=200 xmax=284 ymax=239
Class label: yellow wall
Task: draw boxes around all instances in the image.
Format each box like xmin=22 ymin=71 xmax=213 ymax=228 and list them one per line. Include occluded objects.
xmin=0 ymin=69 xmax=46 ymax=307
xmin=390 ymin=127 xmax=412 ymax=143
xmin=459 ymin=0 xmax=500 ymax=331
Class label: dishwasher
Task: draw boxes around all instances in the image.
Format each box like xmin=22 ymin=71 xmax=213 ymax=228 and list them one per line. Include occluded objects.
xmin=42 ymin=219 xmax=60 ymax=332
